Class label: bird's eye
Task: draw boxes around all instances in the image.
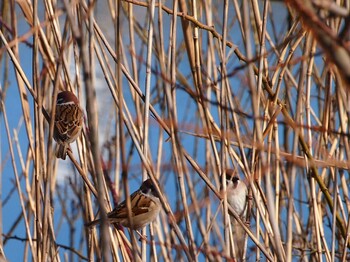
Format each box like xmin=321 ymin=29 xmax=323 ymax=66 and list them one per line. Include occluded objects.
xmin=141 ymin=187 xmax=149 ymax=194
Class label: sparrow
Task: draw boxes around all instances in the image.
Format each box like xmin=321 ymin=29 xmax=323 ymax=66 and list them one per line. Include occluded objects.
xmin=221 ymin=169 xmax=248 ymax=261
xmin=53 ymin=91 xmax=83 ymax=160
xmin=86 ymin=179 xmax=161 ymax=230
xmin=222 ymin=169 xmax=248 ymax=219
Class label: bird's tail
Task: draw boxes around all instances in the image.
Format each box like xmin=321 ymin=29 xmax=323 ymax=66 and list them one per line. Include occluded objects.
xmin=55 ymin=143 xmax=69 ymax=160
xmin=232 ymin=219 xmax=247 ymax=261
xmin=85 ymin=218 xmax=101 ymax=228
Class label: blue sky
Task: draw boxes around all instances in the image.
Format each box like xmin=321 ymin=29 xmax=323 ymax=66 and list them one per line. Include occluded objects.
xmin=3 ymin=1 xmax=346 ymax=261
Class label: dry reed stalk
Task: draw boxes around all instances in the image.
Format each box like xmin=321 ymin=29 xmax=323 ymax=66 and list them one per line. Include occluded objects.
xmin=1 ymin=0 xmax=350 ymax=261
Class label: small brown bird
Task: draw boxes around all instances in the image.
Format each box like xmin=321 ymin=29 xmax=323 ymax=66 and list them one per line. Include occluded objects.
xmin=223 ymin=169 xmax=248 ymax=219
xmin=222 ymin=169 xmax=248 ymax=261
xmin=54 ymin=91 xmax=83 ymax=160
xmin=86 ymin=179 xmax=161 ymax=230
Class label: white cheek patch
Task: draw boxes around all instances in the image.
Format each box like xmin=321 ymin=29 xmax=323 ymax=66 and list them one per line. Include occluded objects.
xmin=58 ymin=101 xmax=75 ymax=105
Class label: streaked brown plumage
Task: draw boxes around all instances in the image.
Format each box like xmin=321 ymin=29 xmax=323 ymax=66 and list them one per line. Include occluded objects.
xmin=86 ymin=179 xmax=161 ymax=230
xmin=54 ymin=91 xmax=83 ymax=160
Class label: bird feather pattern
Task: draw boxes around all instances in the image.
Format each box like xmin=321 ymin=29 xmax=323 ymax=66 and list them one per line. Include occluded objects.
xmin=86 ymin=179 xmax=161 ymax=230
xmin=53 ymin=91 xmax=83 ymax=160
xmin=55 ymin=104 xmax=83 ymax=143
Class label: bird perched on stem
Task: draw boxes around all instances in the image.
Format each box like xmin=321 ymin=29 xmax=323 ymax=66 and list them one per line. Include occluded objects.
xmin=86 ymin=179 xmax=161 ymax=230
xmin=222 ymin=169 xmax=248 ymax=261
xmin=54 ymin=91 xmax=83 ymax=160
xmin=223 ymin=169 xmax=248 ymax=219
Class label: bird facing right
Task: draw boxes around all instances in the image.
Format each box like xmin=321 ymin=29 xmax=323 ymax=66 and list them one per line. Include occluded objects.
xmin=86 ymin=178 xmax=161 ymax=230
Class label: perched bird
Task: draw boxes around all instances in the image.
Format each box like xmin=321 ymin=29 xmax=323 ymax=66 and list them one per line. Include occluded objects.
xmin=54 ymin=91 xmax=83 ymax=160
xmin=223 ymin=169 xmax=248 ymax=219
xmin=222 ymin=169 xmax=248 ymax=261
xmin=86 ymin=179 xmax=161 ymax=230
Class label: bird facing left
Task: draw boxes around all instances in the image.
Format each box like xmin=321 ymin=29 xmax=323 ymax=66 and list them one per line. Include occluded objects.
xmin=53 ymin=91 xmax=83 ymax=160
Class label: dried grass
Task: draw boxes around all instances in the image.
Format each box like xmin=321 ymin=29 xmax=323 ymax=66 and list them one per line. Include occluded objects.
xmin=0 ymin=0 xmax=349 ymax=261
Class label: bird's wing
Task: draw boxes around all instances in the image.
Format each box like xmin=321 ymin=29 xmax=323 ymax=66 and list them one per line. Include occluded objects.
xmin=107 ymin=191 xmax=154 ymax=221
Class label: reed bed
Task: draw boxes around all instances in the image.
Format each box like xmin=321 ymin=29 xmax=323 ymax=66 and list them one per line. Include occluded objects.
xmin=0 ymin=0 xmax=349 ymax=261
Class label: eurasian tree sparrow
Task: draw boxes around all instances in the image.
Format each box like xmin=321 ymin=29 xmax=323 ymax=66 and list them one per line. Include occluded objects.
xmin=223 ymin=169 xmax=248 ymax=220
xmin=222 ymin=169 xmax=248 ymax=261
xmin=54 ymin=91 xmax=83 ymax=160
xmin=86 ymin=179 xmax=161 ymax=230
